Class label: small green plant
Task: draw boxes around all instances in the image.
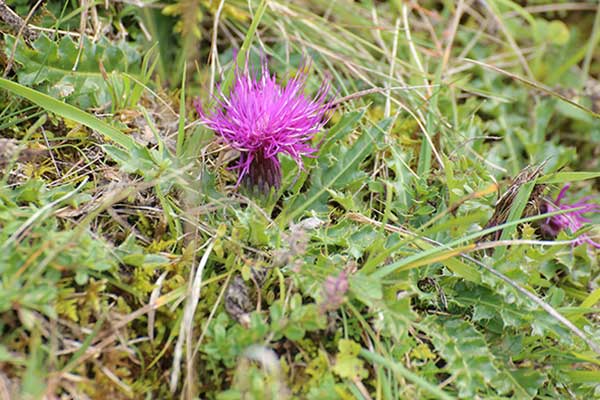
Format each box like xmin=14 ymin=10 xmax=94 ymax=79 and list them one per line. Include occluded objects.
xmin=4 ymin=33 xmax=156 ymax=111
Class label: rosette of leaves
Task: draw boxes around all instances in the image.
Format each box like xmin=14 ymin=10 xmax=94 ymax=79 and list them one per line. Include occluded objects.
xmin=4 ymin=33 xmax=144 ymax=110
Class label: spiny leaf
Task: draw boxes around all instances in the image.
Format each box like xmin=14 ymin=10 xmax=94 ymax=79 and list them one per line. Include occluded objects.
xmin=425 ymin=317 xmax=538 ymax=399
xmin=280 ymin=117 xmax=391 ymax=222
xmin=4 ymin=33 xmax=141 ymax=108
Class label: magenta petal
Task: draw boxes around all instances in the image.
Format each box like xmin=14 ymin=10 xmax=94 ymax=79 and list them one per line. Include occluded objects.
xmin=555 ymin=184 xmax=571 ymax=204
xmin=195 ymin=56 xmax=333 ymax=193
xmin=541 ymin=185 xmax=599 ymax=248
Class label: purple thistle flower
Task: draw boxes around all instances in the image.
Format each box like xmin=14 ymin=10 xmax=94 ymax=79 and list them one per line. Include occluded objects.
xmin=195 ymin=57 xmax=332 ymax=193
xmin=541 ymin=184 xmax=600 ymax=248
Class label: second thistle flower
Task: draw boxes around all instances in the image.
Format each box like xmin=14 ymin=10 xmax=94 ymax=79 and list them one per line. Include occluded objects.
xmin=540 ymin=184 xmax=599 ymax=248
xmin=195 ymin=57 xmax=332 ymax=193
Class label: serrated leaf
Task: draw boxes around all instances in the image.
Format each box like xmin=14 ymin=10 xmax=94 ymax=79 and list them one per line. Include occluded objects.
xmin=281 ymin=117 xmax=392 ymax=222
xmin=372 ymin=296 xmax=415 ymax=341
xmin=320 ymin=110 xmax=365 ymax=154
xmin=102 ymin=144 xmax=156 ymax=175
xmin=426 ymin=317 xmax=501 ymax=398
xmin=333 ymin=339 xmax=368 ymax=380
xmin=4 ymin=33 xmax=141 ymax=108
xmin=507 ymin=368 xmax=545 ymax=397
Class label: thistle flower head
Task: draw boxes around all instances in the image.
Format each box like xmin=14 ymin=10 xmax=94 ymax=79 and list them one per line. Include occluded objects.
xmin=195 ymin=57 xmax=332 ymax=193
xmin=541 ymin=184 xmax=599 ymax=248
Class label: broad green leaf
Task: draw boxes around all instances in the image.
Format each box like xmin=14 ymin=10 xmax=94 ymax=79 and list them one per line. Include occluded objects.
xmin=333 ymin=339 xmax=368 ymax=380
xmin=504 ymin=369 xmax=545 ymax=398
xmin=102 ymin=145 xmax=156 ymax=175
xmin=349 ymin=272 xmax=382 ymax=307
xmin=283 ymin=324 xmax=305 ymax=341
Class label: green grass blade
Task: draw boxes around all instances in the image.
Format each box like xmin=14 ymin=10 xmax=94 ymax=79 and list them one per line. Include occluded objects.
xmin=177 ymin=65 xmax=187 ymax=156
xmin=370 ymin=207 xmax=577 ymax=280
xmin=0 ymin=77 xmax=137 ymax=151
xmin=360 ymin=349 xmax=456 ymax=400
xmin=221 ymin=0 xmax=269 ymax=94
xmin=538 ymin=171 xmax=600 ymax=184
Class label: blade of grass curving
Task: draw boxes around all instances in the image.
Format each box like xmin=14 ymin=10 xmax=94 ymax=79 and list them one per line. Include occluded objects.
xmin=221 ymin=0 xmax=269 ymax=94
xmin=170 ymin=239 xmax=214 ymax=394
xmin=482 ymin=0 xmax=534 ymax=79
xmin=582 ymin=1 xmax=600 ymax=81
xmin=360 ymin=349 xmax=456 ymax=400
xmin=581 ymin=288 xmax=600 ymax=310
xmin=59 ymin=316 xmax=105 ymax=374
xmin=177 ymin=64 xmax=186 ymax=156
xmin=0 ymin=77 xmax=138 ymax=151
xmin=546 ymin=42 xmax=593 ymax=87
xmin=391 ymin=238 xmax=576 ymax=273
xmin=563 ymin=370 xmax=600 ymax=384
xmin=547 ymin=2 xmax=600 ymax=85
xmin=573 ymin=288 xmax=600 ymax=324
xmin=538 ymin=171 xmax=600 ymax=184
xmin=136 ymin=7 xmax=169 ymax=83
xmin=351 ymin=213 xmax=482 ymax=283
xmin=366 ymin=218 xmax=600 ymax=356
xmin=370 ymin=206 xmax=586 ymax=280
xmin=464 ymin=59 xmax=600 ymax=118
xmin=123 ymin=72 xmax=177 ymax=117
xmin=419 ymin=63 xmax=444 ymax=177
xmin=492 ymin=0 xmax=536 ymax=26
